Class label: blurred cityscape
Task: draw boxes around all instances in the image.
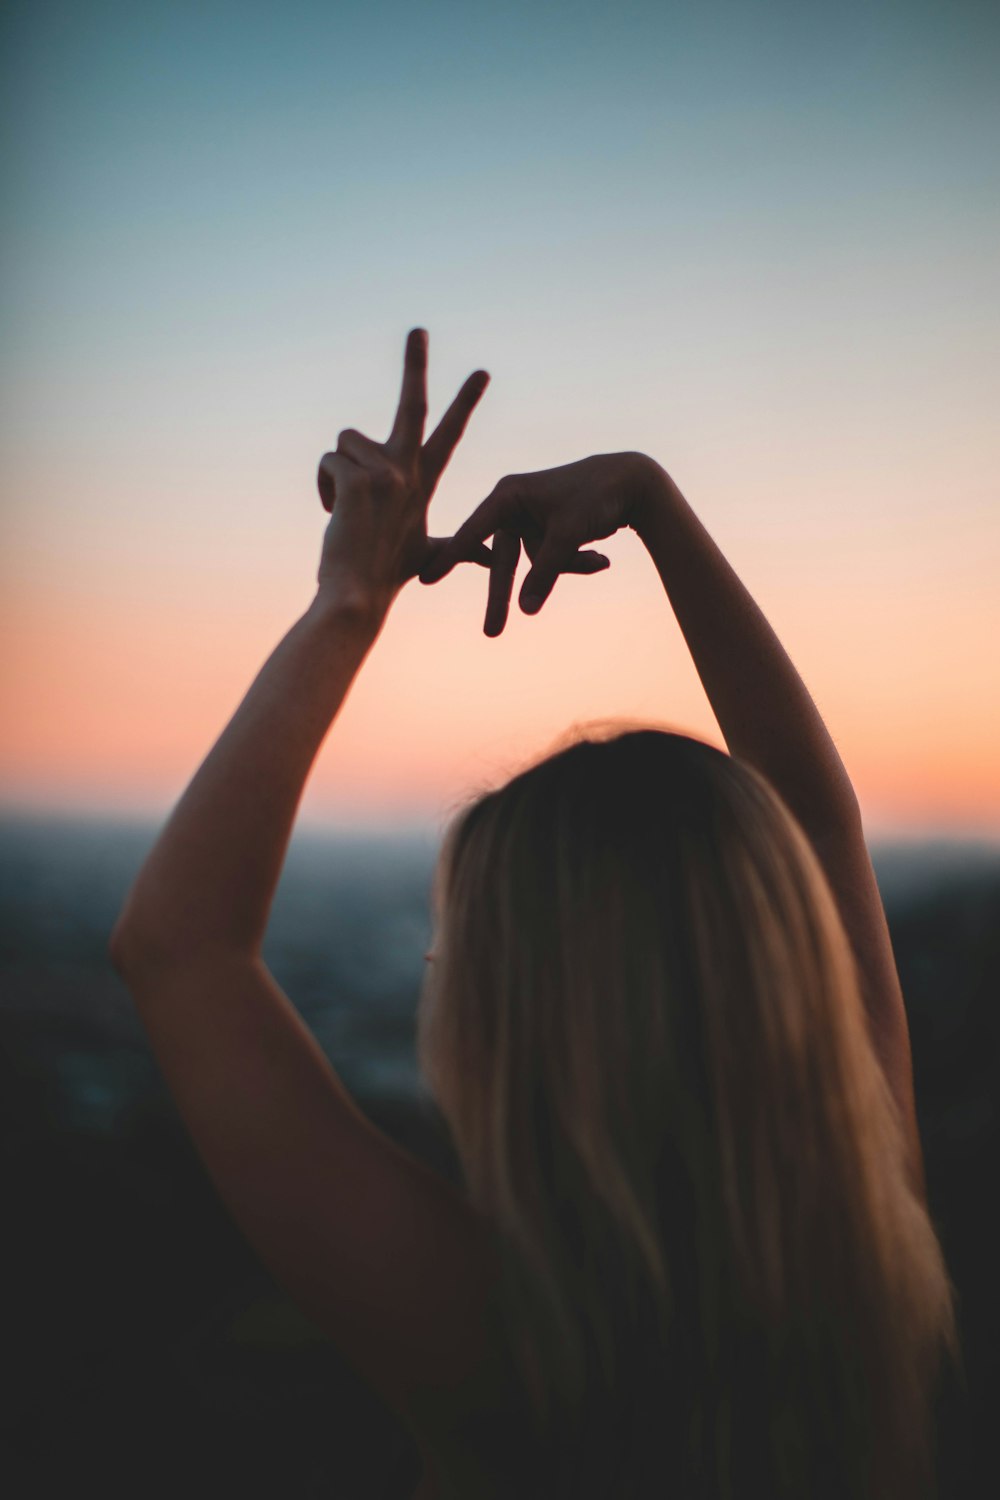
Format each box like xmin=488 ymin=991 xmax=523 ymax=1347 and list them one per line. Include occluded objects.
xmin=2 ymin=813 xmax=997 ymax=1497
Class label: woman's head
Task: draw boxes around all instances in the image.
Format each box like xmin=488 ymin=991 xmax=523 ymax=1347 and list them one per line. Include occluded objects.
xmin=416 ymin=726 xmax=956 ymax=1498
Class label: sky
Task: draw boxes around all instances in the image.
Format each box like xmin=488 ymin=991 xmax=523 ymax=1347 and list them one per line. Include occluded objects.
xmin=1 ymin=0 xmax=998 ymax=837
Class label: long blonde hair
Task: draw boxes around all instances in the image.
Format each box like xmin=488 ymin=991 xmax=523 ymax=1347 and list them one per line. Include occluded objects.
xmin=415 ymin=726 xmax=957 ymax=1498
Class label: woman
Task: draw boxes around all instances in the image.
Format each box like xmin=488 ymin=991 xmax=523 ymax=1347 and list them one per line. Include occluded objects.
xmin=111 ymin=329 xmax=957 ymax=1498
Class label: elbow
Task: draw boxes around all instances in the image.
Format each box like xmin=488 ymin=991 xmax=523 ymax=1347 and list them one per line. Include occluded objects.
xmin=816 ymin=781 xmax=864 ymax=840
xmin=109 ymin=909 xmax=249 ymax=981
xmin=108 ymin=913 xmax=161 ymax=981
xmin=794 ymin=775 xmax=865 ymax=850
xmin=108 ymin=895 xmax=185 ymax=981
xmin=109 ymin=875 xmax=159 ymax=976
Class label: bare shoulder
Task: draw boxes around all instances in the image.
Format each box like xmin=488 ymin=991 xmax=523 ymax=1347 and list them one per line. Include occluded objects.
xmin=112 ymin=952 xmax=505 ymax=1483
xmin=329 ymin=1129 xmax=504 ymax=1412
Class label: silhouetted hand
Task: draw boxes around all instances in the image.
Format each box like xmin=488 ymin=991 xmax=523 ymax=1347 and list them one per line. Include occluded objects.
xmin=419 ymin=453 xmax=648 ymax=635
xmin=316 ymin=329 xmax=491 ymax=617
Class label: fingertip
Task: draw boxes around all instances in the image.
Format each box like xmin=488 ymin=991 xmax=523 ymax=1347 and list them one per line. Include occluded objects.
xmin=463 ymin=370 xmax=490 ymax=407
xmin=570 ymin=551 xmax=611 ymax=575
xmin=419 ymin=547 xmax=454 ymax=584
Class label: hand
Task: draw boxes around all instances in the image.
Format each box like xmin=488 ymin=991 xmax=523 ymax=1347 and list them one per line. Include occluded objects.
xmin=316 ymin=329 xmax=491 ymax=617
xmin=419 ymin=451 xmax=651 ymax=636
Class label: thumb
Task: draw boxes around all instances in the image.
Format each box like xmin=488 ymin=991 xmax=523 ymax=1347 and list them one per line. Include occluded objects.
xmin=420 ymin=535 xmax=491 ymax=583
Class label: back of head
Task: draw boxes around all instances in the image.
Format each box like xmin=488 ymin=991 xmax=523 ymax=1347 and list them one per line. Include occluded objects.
xmin=416 ymin=726 xmax=956 ymax=1499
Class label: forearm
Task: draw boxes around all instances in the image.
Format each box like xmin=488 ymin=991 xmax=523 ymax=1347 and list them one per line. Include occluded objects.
xmin=111 ymin=590 xmax=385 ymax=966
xmin=631 ymin=457 xmax=861 ymax=839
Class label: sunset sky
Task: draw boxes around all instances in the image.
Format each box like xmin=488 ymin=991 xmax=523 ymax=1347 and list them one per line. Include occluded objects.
xmin=2 ymin=0 xmax=998 ymax=837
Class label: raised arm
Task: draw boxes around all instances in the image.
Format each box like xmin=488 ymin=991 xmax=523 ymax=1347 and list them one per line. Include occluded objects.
xmin=630 ymin=458 xmax=924 ymax=1199
xmin=424 ymin=452 xmax=926 ymax=1201
xmin=108 ymin=332 xmax=502 ymax=1420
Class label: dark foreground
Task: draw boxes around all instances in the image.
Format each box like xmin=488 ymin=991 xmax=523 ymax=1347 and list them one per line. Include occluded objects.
xmin=1 ymin=817 xmax=997 ymax=1498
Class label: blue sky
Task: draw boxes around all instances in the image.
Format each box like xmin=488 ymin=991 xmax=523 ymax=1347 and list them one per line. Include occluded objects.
xmin=1 ymin=0 xmax=998 ymax=831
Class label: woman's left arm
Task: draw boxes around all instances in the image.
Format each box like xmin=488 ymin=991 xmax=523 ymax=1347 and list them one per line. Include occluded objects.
xmin=109 ymin=331 xmax=500 ymax=1412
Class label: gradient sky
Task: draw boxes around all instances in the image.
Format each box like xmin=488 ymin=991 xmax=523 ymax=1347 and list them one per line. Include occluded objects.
xmin=2 ymin=0 xmax=998 ymax=835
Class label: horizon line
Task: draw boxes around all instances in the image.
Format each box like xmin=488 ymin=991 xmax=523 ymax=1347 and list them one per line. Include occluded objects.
xmin=3 ymin=800 xmax=1000 ymax=854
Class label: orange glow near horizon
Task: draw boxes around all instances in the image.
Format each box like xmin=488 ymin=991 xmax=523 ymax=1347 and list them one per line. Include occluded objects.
xmin=3 ymin=512 xmax=999 ymax=839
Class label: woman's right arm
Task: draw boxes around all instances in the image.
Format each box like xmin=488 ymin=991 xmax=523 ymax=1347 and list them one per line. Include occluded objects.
xmin=424 ymin=452 xmax=926 ymax=1200
xmin=629 ymin=457 xmax=925 ymax=1200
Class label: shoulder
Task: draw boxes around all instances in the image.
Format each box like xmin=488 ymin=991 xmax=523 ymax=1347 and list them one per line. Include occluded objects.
xmin=399 ymin=1273 xmax=535 ymax=1500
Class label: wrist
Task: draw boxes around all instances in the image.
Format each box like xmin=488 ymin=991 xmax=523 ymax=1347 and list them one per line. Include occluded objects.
xmin=624 ymin=453 xmax=680 ymax=540
xmin=309 ymin=578 xmax=391 ymax=640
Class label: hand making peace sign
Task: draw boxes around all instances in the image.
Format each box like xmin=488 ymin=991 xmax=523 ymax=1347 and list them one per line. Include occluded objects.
xmin=316 ymin=328 xmax=492 ymax=616
xmin=317 ymin=329 xmax=622 ymax=629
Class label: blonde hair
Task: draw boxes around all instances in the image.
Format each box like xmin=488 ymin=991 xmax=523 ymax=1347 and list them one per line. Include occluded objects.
xmin=415 ymin=725 xmax=958 ymax=1498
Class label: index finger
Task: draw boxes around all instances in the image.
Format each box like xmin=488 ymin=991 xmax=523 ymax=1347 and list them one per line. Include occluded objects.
xmin=388 ymin=327 xmax=429 ymax=451
xmin=421 ymin=369 xmax=490 ymax=492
